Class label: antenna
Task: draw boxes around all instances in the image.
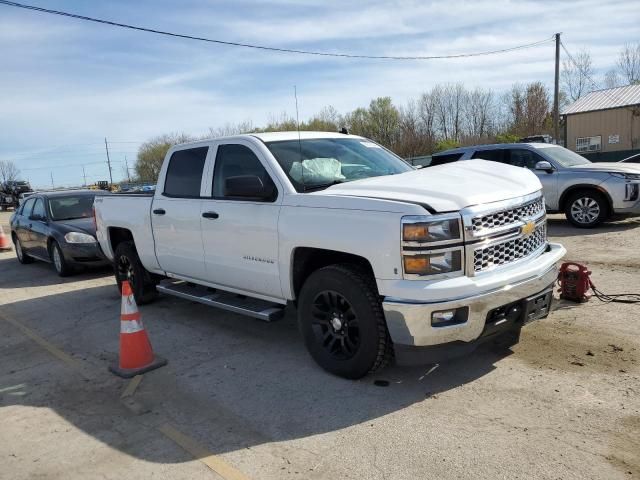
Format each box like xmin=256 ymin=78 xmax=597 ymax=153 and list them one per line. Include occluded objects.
xmin=294 ymin=85 xmax=305 ymax=188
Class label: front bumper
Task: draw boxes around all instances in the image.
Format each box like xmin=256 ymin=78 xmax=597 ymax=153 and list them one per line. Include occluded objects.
xmin=61 ymin=242 xmax=109 ymax=266
xmin=382 ymin=243 xmax=565 ymax=350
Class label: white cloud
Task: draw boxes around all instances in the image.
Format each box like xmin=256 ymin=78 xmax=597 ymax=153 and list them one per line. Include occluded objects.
xmin=0 ymin=0 xmax=638 ymax=186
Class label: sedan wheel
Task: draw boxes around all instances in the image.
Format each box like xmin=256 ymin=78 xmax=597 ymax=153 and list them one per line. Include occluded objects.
xmin=564 ymin=191 xmax=608 ymax=228
xmin=50 ymin=241 xmax=71 ymax=277
xmin=14 ymin=238 xmax=33 ymax=264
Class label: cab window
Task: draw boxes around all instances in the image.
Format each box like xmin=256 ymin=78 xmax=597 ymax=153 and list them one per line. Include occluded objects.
xmin=212 ymin=144 xmax=276 ymax=201
xmin=163 ymin=147 xmax=209 ymax=198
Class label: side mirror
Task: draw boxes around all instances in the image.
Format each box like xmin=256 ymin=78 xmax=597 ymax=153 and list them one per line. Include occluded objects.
xmin=224 ymin=175 xmax=275 ymax=200
xmin=535 ymin=161 xmax=554 ymax=173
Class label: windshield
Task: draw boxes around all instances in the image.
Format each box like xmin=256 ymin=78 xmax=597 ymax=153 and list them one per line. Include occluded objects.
xmin=265 ymin=138 xmax=413 ymax=192
xmin=48 ymin=195 xmax=96 ymax=221
xmin=543 ymin=146 xmax=591 ymax=167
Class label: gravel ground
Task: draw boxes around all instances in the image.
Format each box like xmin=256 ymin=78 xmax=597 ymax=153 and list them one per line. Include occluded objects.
xmin=0 ymin=210 xmax=638 ymax=480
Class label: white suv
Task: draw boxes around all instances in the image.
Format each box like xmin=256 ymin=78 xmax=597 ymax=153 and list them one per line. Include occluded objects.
xmin=432 ymin=143 xmax=640 ymax=227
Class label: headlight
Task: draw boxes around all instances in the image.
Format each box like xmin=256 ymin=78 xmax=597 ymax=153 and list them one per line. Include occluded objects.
xmin=402 ymin=215 xmax=461 ymax=244
xmin=611 ymin=172 xmax=640 ymax=180
xmin=403 ymin=250 xmax=463 ymax=276
xmin=64 ymin=232 xmax=96 ymax=244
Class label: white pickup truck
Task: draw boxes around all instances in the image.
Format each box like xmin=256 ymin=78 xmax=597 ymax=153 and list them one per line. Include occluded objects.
xmin=95 ymin=131 xmax=566 ymax=379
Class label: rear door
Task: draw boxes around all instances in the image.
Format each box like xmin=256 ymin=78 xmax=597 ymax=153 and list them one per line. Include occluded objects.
xmin=14 ymin=197 xmax=35 ymax=247
xmin=200 ymin=141 xmax=283 ymax=298
xmin=152 ymin=146 xmax=210 ymax=280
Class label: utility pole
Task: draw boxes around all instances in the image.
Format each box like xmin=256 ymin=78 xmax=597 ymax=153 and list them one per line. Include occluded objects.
xmin=82 ymin=165 xmax=87 ymax=187
xmin=104 ymin=137 xmax=113 ymax=186
xmin=553 ymin=32 xmax=561 ymax=144
xmin=125 ymin=156 xmax=131 ymax=183
xmin=50 ymin=172 xmax=54 ymax=190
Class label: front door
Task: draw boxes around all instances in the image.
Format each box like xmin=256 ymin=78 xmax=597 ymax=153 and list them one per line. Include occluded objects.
xmin=152 ymin=146 xmax=209 ymax=280
xmin=27 ymin=197 xmax=49 ymax=258
xmin=200 ymin=142 xmax=282 ymax=299
xmin=509 ymin=149 xmax=559 ymax=209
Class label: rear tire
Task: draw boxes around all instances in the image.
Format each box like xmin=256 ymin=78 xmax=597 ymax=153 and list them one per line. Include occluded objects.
xmin=564 ymin=190 xmax=608 ymax=228
xmin=297 ymin=264 xmax=392 ymax=379
xmin=14 ymin=236 xmax=33 ymax=264
xmin=114 ymin=241 xmax=158 ymax=304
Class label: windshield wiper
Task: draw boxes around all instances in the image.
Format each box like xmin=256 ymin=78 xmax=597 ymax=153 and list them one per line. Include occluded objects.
xmin=302 ymin=180 xmax=345 ymax=192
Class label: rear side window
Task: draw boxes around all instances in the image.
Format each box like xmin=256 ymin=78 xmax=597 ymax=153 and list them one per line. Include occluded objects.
xmin=163 ymin=147 xmax=209 ymax=198
xmin=21 ymin=198 xmax=35 ymax=216
xmin=430 ymin=153 xmax=463 ymax=166
xmin=472 ymin=149 xmax=506 ymax=163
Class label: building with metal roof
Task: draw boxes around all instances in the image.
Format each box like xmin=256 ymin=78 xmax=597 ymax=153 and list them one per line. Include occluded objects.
xmin=562 ymin=84 xmax=640 ymax=162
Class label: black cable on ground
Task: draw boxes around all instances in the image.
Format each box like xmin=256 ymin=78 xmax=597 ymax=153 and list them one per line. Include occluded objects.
xmin=589 ymin=281 xmax=640 ymax=304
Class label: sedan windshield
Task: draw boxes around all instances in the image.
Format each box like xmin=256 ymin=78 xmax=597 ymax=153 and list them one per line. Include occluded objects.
xmin=543 ymin=146 xmax=591 ymax=167
xmin=48 ymin=195 xmax=95 ymax=221
xmin=265 ymin=138 xmax=413 ymax=192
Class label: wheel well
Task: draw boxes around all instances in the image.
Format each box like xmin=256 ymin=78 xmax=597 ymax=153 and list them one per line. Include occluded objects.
xmin=291 ymin=247 xmax=375 ymax=300
xmin=108 ymin=227 xmax=134 ymax=254
xmin=559 ymin=185 xmax=613 ymax=212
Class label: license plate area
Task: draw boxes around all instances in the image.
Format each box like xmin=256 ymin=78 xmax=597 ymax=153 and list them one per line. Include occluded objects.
xmin=523 ymin=288 xmax=553 ymax=324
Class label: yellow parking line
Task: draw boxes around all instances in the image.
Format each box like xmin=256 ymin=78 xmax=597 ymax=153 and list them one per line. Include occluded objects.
xmin=0 ymin=312 xmax=85 ymax=373
xmin=158 ymin=424 xmax=251 ymax=480
xmin=121 ymin=375 xmax=144 ymax=398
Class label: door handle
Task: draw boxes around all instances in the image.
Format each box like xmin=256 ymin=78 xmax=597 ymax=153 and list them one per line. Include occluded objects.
xmin=202 ymin=211 xmax=219 ymax=219
xmin=153 ymin=208 xmax=166 ymax=215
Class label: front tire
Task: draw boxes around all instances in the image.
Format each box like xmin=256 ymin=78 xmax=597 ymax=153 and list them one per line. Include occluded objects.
xmin=114 ymin=241 xmax=158 ymax=304
xmin=51 ymin=241 xmax=72 ymax=277
xmin=564 ymin=190 xmax=608 ymax=228
xmin=297 ymin=264 xmax=392 ymax=379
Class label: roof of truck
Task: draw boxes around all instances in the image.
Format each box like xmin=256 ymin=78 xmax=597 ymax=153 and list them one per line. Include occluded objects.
xmin=250 ymin=131 xmax=360 ymax=142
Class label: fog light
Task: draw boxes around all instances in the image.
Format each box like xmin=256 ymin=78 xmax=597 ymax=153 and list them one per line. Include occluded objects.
xmin=432 ymin=310 xmax=456 ymax=325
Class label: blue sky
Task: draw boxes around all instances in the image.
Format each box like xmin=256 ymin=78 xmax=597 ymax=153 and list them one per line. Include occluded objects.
xmin=1 ymin=0 xmax=638 ymax=188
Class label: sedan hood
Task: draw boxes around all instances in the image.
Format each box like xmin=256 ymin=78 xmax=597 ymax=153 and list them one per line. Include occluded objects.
xmin=316 ymin=160 xmax=541 ymax=212
xmin=56 ymin=217 xmax=97 ymax=236
xmin=568 ymin=162 xmax=640 ymax=174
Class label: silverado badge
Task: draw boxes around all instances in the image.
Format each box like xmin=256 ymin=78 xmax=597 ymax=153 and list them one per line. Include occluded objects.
xmin=521 ymin=220 xmax=536 ymax=237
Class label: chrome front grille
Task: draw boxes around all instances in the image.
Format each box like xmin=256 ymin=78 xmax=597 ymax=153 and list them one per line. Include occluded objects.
xmin=471 ymin=196 xmax=544 ymax=233
xmin=473 ymin=223 xmax=546 ymax=272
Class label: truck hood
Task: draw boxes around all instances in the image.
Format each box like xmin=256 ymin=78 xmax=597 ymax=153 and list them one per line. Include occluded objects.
xmin=567 ymin=162 xmax=640 ymax=174
xmin=316 ymin=160 xmax=541 ymax=212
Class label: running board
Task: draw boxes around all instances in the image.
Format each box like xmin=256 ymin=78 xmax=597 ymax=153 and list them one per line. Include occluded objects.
xmin=156 ymin=280 xmax=285 ymax=322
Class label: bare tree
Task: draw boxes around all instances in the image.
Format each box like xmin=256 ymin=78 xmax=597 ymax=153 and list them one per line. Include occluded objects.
xmin=524 ymin=82 xmax=551 ymax=136
xmin=617 ymin=42 xmax=640 ymax=85
xmin=561 ymin=49 xmax=594 ymax=101
xmin=465 ymin=87 xmax=494 ymax=139
xmin=135 ymin=133 xmax=193 ymax=183
xmin=0 ymin=160 xmax=20 ymax=185
xmin=603 ymin=69 xmax=623 ymax=89
xmin=207 ymin=121 xmax=254 ymax=138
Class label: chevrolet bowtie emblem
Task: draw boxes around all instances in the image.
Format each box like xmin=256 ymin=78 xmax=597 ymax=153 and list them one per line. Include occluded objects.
xmin=521 ymin=220 xmax=536 ymax=237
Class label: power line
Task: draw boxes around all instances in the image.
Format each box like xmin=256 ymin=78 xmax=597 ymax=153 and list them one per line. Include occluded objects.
xmin=560 ymin=40 xmax=630 ymax=107
xmin=0 ymin=0 xmax=555 ymax=61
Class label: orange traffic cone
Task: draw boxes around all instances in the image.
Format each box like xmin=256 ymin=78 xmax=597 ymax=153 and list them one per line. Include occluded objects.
xmin=0 ymin=226 xmax=11 ymax=251
xmin=109 ymin=280 xmax=166 ymax=378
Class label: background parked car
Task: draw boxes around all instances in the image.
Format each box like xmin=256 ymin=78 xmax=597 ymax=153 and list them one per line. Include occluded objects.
xmin=619 ymin=153 xmax=640 ymax=164
xmin=10 ymin=190 xmax=110 ymax=276
xmin=430 ymin=143 xmax=640 ymax=227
